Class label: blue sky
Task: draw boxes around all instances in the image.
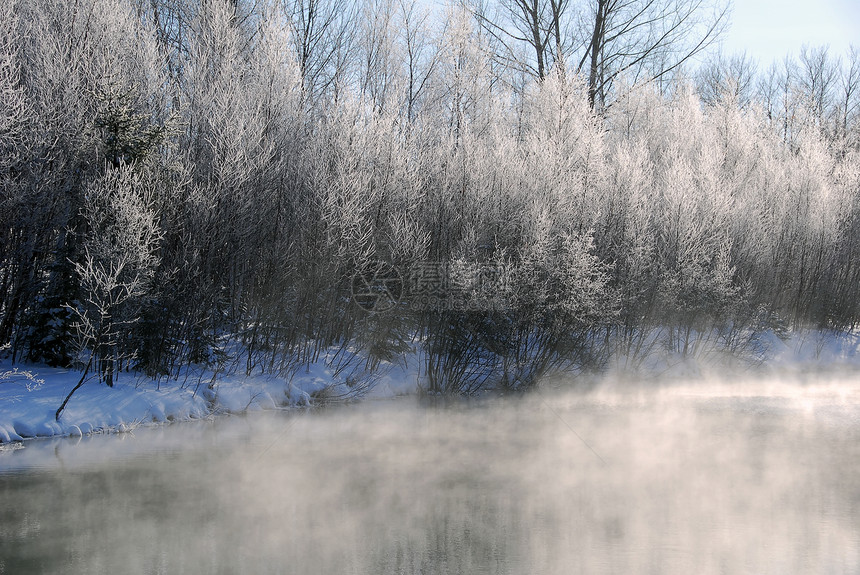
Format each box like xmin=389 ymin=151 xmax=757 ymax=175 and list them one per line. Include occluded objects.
xmin=720 ymin=0 xmax=859 ymax=65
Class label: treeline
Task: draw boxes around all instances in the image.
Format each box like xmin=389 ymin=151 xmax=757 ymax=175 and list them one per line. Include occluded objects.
xmin=0 ymin=0 xmax=858 ymax=392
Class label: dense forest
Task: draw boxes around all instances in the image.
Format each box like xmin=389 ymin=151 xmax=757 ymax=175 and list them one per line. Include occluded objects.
xmin=0 ymin=0 xmax=858 ymax=393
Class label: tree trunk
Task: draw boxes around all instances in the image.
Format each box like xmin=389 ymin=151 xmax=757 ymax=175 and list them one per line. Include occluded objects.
xmin=56 ymin=355 xmax=93 ymax=422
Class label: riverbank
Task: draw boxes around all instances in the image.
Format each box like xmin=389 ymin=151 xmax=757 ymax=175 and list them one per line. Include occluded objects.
xmin=0 ymin=352 xmax=420 ymax=443
xmin=1 ymin=328 xmax=858 ymax=443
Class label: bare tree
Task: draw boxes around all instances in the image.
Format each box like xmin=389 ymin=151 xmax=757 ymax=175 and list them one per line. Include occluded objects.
xmin=473 ymin=0 xmax=573 ymax=80
xmin=357 ymin=0 xmax=399 ymax=111
xmin=836 ymin=46 xmax=860 ymax=147
xmin=280 ymin=0 xmax=358 ymax=106
xmin=696 ymin=50 xmax=758 ymax=108
xmin=798 ymin=45 xmax=839 ymax=131
xmin=756 ymin=56 xmax=803 ymax=146
xmin=398 ymin=0 xmax=442 ymax=122
xmin=575 ymin=0 xmax=729 ymax=108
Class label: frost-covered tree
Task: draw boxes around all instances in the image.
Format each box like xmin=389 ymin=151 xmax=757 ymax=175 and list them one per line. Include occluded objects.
xmin=1 ymin=0 xmax=859 ymax=397
xmin=1 ymin=0 xmax=166 ymax=366
xmin=55 ymin=167 xmax=162 ymax=421
xmin=71 ymin=167 xmax=162 ymax=386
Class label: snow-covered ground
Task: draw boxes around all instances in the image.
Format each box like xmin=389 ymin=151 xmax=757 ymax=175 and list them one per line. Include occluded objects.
xmin=1 ymin=329 xmax=858 ymax=443
xmin=0 ymin=350 xmax=421 ymax=443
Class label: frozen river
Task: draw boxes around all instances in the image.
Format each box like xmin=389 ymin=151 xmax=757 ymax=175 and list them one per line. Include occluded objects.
xmin=1 ymin=379 xmax=859 ymax=574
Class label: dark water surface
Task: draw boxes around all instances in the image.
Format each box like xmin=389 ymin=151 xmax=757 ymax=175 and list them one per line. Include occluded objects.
xmin=1 ymin=380 xmax=859 ymax=574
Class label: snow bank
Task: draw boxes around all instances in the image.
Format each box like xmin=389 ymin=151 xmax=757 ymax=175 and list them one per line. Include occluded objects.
xmin=0 ymin=350 xmax=422 ymax=442
xmin=0 ymin=366 xmax=212 ymax=443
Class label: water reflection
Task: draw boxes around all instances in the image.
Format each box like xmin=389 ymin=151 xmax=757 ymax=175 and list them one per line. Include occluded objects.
xmin=1 ymin=380 xmax=859 ymax=574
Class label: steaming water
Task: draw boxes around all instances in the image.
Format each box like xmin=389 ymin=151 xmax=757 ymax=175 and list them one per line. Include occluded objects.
xmin=1 ymin=379 xmax=859 ymax=574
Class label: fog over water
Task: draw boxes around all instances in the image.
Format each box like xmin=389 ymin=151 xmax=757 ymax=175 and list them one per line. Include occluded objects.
xmin=1 ymin=376 xmax=859 ymax=574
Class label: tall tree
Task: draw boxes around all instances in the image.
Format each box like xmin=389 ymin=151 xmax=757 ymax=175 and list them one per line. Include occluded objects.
xmin=576 ymin=0 xmax=729 ymax=108
xmin=473 ymin=0 xmax=572 ymax=79
xmin=281 ymin=0 xmax=358 ymax=106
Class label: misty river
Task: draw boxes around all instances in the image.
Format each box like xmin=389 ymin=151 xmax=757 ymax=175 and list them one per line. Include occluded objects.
xmin=1 ymin=377 xmax=859 ymax=574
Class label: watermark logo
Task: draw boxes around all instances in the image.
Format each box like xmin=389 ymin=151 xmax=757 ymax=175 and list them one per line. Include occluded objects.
xmin=351 ymin=260 xmax=403 ymax=312
xmin=352 ymin=260 xmax=511 ymax=313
